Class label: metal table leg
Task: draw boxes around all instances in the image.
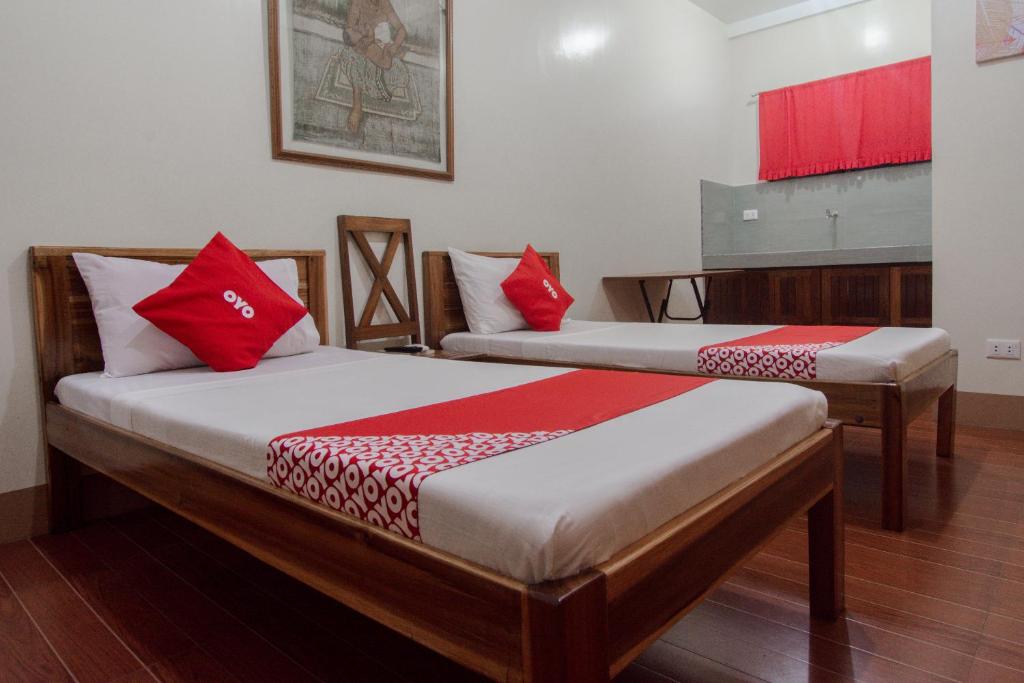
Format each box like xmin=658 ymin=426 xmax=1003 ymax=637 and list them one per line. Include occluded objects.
xmin=660 ymin=277 xmax=709 ymax=322
xmin=638 ymin=280 xmax=656 ymax=323
xmin=690 ymin=276 xmax=708 ymax=319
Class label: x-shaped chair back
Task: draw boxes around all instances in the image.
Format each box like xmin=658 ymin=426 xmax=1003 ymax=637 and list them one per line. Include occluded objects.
xmin=337 ymin=215 xmax=421 ymax=349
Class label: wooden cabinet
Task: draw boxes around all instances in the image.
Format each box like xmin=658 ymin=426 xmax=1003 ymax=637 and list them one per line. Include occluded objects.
xmin=890 ymin=265 xmax=933 ymax=327
xmin=705 ymin=271 xmax=769 ymax=324
xmin=707 ymin=264 xmax=931 ymax=327
xmin=769 ymin=269 xmax=821 ymax=325
xmin=821 ymin=266 xmax=891 ymax=326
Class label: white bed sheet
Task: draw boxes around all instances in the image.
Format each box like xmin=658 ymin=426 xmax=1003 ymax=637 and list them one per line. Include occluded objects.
xmin=442 ymin=321 xmax=951 ymax=382
xmin=56 ymin=346 xmax=827 ymax=583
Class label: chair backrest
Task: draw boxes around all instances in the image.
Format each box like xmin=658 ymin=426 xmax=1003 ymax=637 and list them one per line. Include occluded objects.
xmin=337 ymin=215 xmax=421 ymax=349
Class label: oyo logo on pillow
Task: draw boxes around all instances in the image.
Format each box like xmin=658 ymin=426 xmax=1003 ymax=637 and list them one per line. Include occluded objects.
xmin=223 ymin=290 xmax=255 ymax=319
xmin=543 ymin=279 xmax=559 ymax=300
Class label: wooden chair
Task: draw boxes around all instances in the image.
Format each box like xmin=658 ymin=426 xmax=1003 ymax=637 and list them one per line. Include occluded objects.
xmin=338 ymin=216 xmax=421 ymax=349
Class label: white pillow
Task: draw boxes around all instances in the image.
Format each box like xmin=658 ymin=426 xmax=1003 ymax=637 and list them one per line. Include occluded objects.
xmin=74 ymin=253 xmax=320 ymax=377
xmin=447 ymin=248 xmax=528 ymax=334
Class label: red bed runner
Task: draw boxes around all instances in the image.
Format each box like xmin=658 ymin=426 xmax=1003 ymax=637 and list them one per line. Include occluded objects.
xmin=268 ymin=370 xmax=713 ymax=540
xmin=697 ymin=326 xmax=877 ymax=380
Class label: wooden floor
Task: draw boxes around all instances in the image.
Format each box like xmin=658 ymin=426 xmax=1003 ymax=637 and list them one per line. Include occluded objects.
xmin=2 ymin=417 xmax=1023 ymax=682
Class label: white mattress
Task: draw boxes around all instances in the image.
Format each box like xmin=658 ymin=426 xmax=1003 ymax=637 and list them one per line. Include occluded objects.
xmin=56 ymin=346 xmax=827 ymax=583
xmin=442 ymin=321 xmax=951 ymax=383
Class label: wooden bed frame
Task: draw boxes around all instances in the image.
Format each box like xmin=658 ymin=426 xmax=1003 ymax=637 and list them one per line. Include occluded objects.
xmin=31 ymin=246 xmax=844 ymax=682
xmin=423 ymin=250 xmax=958 ymax=532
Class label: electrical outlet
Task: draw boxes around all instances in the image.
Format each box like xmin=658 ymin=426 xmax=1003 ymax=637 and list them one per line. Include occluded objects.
xmin=986 ymin=339 xmax=1022 ymax=360
xmin=742 ymin=209 xmax=759 ymax=221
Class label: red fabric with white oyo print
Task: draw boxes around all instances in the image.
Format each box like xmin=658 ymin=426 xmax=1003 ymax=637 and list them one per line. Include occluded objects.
xmin=501 ymin=245 xmax=573 ymax=331
xmin=133 ymin=232 xmax=308 ymax=372
xmin=268 ymin=369 xmax=713 ymax=540
xmin=697 ymin=326 xmax=877 ymax=380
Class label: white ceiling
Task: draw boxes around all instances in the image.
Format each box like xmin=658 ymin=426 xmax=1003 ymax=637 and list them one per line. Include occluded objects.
xmin=690 ymin=0 xmax=872 ymax=36
xmin=689 ymin=0 xmax=810 ymax=24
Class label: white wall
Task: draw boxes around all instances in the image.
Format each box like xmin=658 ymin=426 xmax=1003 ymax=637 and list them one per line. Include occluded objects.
xmin=725 ymin=0 xmax=932 ymax=184
xmin=0 ymin=0 xmax=730 ymax=494
xmin=932 ymin=1 xmax=1024 ymax=397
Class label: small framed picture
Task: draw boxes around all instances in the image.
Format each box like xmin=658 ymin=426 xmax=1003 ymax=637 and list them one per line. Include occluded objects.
xmin=976 ymin=0 xmax=1024 ymax=63
xmin=269 ymin=0 xmax=454 ymax=180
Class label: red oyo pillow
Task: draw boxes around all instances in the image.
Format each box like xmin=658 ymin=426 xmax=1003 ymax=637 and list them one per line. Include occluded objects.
xmin=500 ymin=245 xmax=574 ymax=331
xmin=133 ymin=232 xmax=308 ymax=372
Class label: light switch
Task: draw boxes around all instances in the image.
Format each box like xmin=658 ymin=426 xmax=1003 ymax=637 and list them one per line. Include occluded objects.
xmin=743 ymin=209 xmax=759 ymax=221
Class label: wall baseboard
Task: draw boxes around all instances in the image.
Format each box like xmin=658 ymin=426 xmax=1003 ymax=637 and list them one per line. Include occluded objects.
xmin=0 ymin=484 xmax=49 ymax=545
xmin=957 ymin=391 xmax=1024 ymax=432
xmin=0 ymin=474 xmax=152 ymax=545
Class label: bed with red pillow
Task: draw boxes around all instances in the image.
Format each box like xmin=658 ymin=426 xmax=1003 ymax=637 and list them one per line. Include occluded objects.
xmin=424 ymin=248 xmax=958 ymax=533
xmin=441 ymin=319 xmax=950 ymax=383
xmin=440 ymin=247 xmax=948 ymax=384
xmin=55 ymin=346 xmax=827 ymax=583
xmin=34 ymin=241 xmax=844 ymax=681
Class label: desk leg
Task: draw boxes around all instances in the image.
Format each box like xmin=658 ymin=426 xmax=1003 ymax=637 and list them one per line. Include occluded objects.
xmin=661 ymin=278 xmax=707 ymax=323
xmin=638 ymin=280 xmax=656 ymax=323
xmin=657 ymin=280 xmax=674 ymax=323
xmin=690 ymin=277 xmax=708 ymax=320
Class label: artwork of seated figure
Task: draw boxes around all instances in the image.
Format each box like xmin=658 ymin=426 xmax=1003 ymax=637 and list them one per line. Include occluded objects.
xmin=281 ymin=0 xmax=446 ymax=172
xmin=337 ymin=0 xmax=411 ymax=132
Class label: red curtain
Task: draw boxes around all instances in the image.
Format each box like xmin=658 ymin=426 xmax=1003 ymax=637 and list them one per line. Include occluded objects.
xmin=758 ymin=56 xmax=931 ymax=181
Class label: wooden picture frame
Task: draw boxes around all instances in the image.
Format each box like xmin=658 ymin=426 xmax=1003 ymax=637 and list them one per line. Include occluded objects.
xmin=31 ymin=245 xmax=844 ymax=682
xmin=976 ymin=1 xmax=1024 ymax=63
xmin=423 ymin=250 xmax=959 ymax=533
xmin=268 ymin=0 xmax=454 ymax=180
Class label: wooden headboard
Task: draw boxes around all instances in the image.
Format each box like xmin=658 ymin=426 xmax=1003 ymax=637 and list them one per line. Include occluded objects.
xmin=421 ymin=251 xmax=560 ymax=349
xmin=30 ymin=247 xmax=329 ymax=402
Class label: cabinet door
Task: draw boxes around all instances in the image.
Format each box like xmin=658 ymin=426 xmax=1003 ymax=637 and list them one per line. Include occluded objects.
xmin=744 ymin=271 xmax=771 ymax=324
xmin=821 ymin=267 xmax=891 ymax=326
xmin=705 ymin=271 xmax=769 ymax=324
xmin=890 ymin=265 xmax=932 ymax=327
xmin=768 ymin=269 xmax=821 ymax=325
xmin=704 ymin=273 xmax=743 ymax=324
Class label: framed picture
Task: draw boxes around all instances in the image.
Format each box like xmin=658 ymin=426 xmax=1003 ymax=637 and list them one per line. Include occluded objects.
xmin=976 ymin=0 xmax=1024 ymax=63
xmin=269 ymin=0 xmax=454 ymax=180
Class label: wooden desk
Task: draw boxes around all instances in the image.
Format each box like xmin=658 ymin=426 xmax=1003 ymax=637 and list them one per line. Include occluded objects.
xmin=603 ymin=270 xmax=744 ymax=323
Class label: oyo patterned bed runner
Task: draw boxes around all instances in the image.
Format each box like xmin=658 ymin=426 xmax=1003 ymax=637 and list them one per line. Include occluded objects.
xmin=697 ymin=326 xmax=877 ymax=380
xmin=268 ymin=370 xmax=713 ymax=540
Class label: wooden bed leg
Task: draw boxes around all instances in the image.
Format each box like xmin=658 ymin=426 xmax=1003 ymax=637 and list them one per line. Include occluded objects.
xmin=808 ymin=425 xmax=845 ymax=621
xmin=46 ymin=446 xmax=84 ymax=533
xmin=881 ymin=391 xmax=907 ymax=532
xmin=937 ymin=384 xmax=957 ymax=459
xmin=522 ymin=572 xmax=609 ymax=682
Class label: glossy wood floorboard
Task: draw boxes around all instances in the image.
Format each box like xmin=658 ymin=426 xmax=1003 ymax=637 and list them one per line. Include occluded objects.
xmin=1 ymin=416 xmax=1022 ymax=682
